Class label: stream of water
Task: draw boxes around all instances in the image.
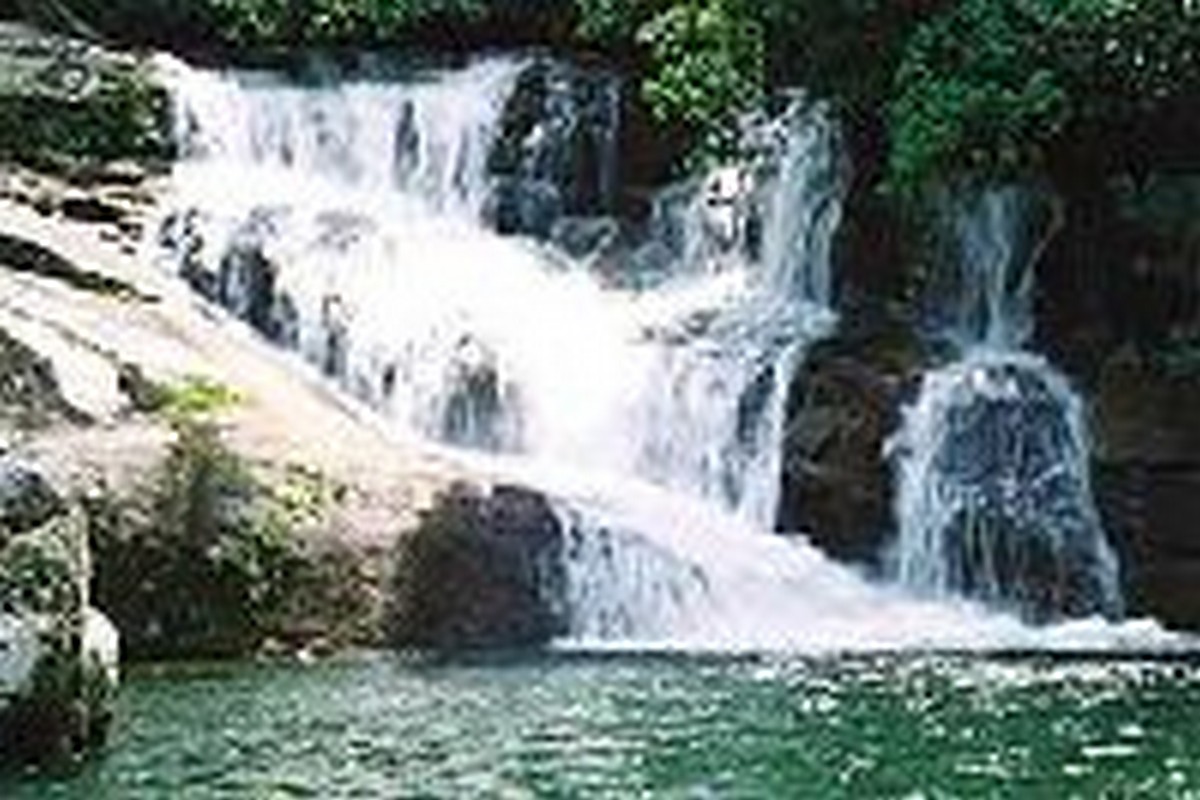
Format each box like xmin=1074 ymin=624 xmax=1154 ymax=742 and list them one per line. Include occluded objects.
xmin=890 ymin=189 xmax=1123 ymax=622
xmin=153 ymin=55 xmax=1167 ymax=652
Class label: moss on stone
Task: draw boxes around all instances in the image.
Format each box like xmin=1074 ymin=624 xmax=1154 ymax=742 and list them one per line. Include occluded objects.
xmin=0 ymin=24 xmax=172 ymax=175
xmin=87 ymin=419 xmax=378 ymax=660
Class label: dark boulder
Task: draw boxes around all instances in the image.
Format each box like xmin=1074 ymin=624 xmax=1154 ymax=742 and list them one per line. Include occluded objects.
xmin=776 ymin=310 xmax=924 ymax=568
xmin=0 ymin=232 xmax=137 ymax=297
xmin=387 ymin=483 xmax=567 ymax=649
xmin=486 ymin=176 xmax=563 ymax=239
xmin=59 ymin=190 xmax=125 ymax=225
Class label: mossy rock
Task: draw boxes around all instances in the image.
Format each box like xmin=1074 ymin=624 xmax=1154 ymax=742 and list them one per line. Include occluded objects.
xmin=0 ymin=23 xmax=172 ymax=174
xmin=0 ymin=485 xmax=116 ymax=769
xmin=87 ymin=420 xmax=379 ymax=660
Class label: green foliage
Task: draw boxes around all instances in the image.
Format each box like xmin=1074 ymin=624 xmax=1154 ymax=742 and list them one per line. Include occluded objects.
xmin=887 ymin=0 xmax=1200 ymax=194
xmin=12 ymin=0 xmax=507 ymax=50
xmin=0 ymin=41 xmax=172 ymax=172
xmin=208 ymin=0 xmax=486 ymax=46
xmin=757 ymin=0 xmax=947 ymax=113
xmin=574 ymin=0 xmax=668 ymax=48
xmin=86 ymin=418 xmax=376 ymax=660
xmin=13 ymin=0 xmax=1200 ymax=194
xmin=637 ymin=0 xmax=764 ymax=165
xmin=87 ymin=419 xmax=302 ymax=658
xmin=156 ymin=374 xmax=244 ymax=418
xmin=574 ymin=0 xmax=1200 ymax=189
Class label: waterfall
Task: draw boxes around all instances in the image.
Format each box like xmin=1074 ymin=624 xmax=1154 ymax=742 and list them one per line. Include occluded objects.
xmin=154 ymin=57 xmax=1160 ymax=650
xmin=156 ymin=58 xmax=839 ymax=513
xmin=890 ymin=188 xmax=1123 ymax=621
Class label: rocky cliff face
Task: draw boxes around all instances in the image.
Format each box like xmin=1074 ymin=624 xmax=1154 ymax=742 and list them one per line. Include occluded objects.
xmin=1042 ymin=173 xmax=1200 ymax=628
xmin=1092 ymin=351 xmax=1200 ymax=629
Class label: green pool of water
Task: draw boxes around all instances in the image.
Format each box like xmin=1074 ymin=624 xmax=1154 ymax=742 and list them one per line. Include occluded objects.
xmin=6 ymin=652 xmax=1200 ymax=798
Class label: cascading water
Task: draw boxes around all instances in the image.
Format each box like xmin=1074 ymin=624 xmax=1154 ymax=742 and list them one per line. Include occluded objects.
xmin=156 ymin=60 xmax=840 ymax=516
xmin=890 ymin=188 xmax=1123 ymax=621
xmin=154 ymin=57 xmax=1161 ymax=650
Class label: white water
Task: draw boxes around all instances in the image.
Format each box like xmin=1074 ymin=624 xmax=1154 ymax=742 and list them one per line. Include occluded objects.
xmin=156 ymin=58 xmax=1174 ymax=651
xmin=891 ymin=189 xmax=1123 ymax=621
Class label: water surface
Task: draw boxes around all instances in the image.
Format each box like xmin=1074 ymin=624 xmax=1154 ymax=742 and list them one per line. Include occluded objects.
xmin=8 ymin=652 xmax=1200 ymax=798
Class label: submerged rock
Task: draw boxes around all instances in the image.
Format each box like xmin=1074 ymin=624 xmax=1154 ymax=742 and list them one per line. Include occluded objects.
xmin=387 ymin=483 xmax=567 ymax=649
xmin=59 ymin=190 xmax=125 ymax=225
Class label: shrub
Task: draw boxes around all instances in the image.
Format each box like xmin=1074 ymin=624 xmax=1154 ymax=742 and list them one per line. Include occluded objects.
xmin=87 ymin=419 xmax=303 ymax=658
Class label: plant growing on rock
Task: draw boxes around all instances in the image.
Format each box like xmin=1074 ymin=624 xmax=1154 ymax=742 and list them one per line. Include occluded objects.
xmin=88 ymin=419 xmax=298 ymax=658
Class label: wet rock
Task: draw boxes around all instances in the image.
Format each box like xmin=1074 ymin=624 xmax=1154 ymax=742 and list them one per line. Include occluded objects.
xmin=776 ymin=311 xmax=924 ymax=568
xmin=0 ymin=458 xmax=64 ymax=537
xmin=486 ymin=58 xmax=622 ymax=237
xmin=393 ymin=99 xmax=420 ymax=185
xmin=387 ymin=483 xmax=567 ymax=649
xmin=169 ymin=206 xmax=294 ymax=344
xmin=549 ymin=216 xmax=622 ymax=262
xmin=74 ymin=159 xmax=148 ymax=188
xmin=486 ymin=176 xmax=563 ymax=238
xmin=0 ymin=231 xmax=139 ymax=297
xmin=219 ymin=239 xmax=280 ymax=339
xmin=440 ymin=336 xmax=516 ymax=451
xmin=895 ymin=359 xmax=1121 ymax=621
